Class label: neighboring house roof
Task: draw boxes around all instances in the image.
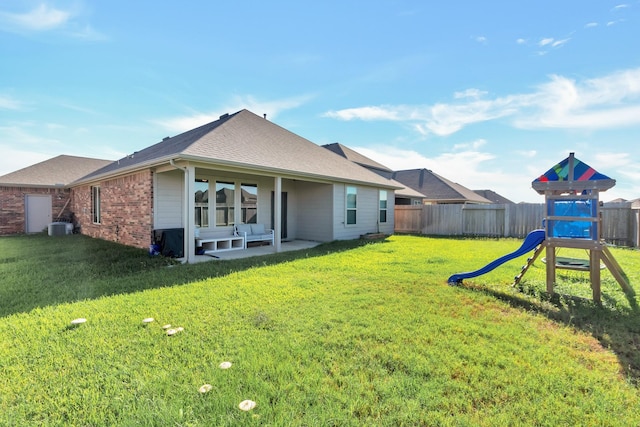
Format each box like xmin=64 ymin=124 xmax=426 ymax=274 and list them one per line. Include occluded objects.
xmin=473 ymin=189 xmax=514 ymax=204
xmin=394 ymin=183 xmax=426 ymax=199
xmin=0 ymin=155 xmax=111 ymax=188
xmin=321 ymin=143 xmax=425 ymax=200
xmin=77 ymin=109 xmax=399 ymax=189
xmin=392 ymin=168 xmax=492 ymax=204
xmin=606 ymin=197 xmax=640 ymax=207
xmin=322 ymin=143 xmax=393 ymax=175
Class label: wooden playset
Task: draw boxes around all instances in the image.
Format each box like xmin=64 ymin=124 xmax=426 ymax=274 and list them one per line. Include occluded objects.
xmin=448 ymin=152 xmax=633 ymax=303
xmin=519 ymin=152 xmax=633 ymax=303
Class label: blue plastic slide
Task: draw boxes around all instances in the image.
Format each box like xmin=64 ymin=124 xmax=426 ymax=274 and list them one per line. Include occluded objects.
xmin=447 ymin=229 xmax=546 ymax=284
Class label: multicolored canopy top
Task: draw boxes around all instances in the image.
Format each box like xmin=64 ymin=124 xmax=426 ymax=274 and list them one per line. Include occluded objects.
xmin=532 ymin=152 xmax=616 ymax=194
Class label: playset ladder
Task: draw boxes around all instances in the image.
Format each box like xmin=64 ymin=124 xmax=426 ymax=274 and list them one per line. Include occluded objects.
xmin=512 ymin=243 xmax=545 ymax=287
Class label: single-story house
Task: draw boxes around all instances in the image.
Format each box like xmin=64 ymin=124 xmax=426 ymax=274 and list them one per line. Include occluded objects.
xmin=322 ymin=143 xmax=426 ymax=205
xmin=0 ymin=155 xmax=111 ymax=235
xmin=391 ymin=168 xmax=492 ymax=205
xmin=1 ymin=109 xmax=400 ymax=262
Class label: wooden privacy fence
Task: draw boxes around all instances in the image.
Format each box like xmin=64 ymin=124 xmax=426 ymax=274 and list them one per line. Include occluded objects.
xmin=395 ymin=203 xmax=640 ymax=247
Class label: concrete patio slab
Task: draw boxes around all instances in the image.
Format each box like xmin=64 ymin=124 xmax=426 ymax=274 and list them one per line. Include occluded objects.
xmin=185 ymin=239 xmax=321 ymax=263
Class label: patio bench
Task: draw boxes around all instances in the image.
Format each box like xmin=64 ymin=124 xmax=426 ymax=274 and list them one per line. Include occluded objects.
xmin=234 ymin=224 xmax=274 ymax=248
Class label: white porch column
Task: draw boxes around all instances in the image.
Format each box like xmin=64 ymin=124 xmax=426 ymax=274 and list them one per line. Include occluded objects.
xmin=274 ymin=176 xmax=282 ymax=252
xmin=184 ymin=165 xmax=196 ymax=263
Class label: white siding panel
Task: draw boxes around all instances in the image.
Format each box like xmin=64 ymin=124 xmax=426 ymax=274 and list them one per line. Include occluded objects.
xmin=379 ymin=190 xmax=395 ymax=235
xmin=154 ymin=170 xmax=183 ymax=229
xmin=296 ymin=181 xmax=333 ymax=241
xmin=333 ymin=184 xmax=387 ymax=240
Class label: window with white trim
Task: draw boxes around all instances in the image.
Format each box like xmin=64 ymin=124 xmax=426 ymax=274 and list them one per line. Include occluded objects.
xmin=346 ymin=186 xmax=357 ymax=225
xmin=379 ymin=190 xmax=388 ymax=223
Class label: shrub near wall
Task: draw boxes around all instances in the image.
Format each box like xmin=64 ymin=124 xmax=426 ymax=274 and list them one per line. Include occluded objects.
xmin=0 ymin=186 xmax=71 ymax=235
xmin=72 ymin=170 xmax=154 ymax=249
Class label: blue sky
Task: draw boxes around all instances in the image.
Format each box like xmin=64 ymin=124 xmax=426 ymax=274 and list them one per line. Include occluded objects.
xmin=1 ymin=1 xmax=639 ymax=203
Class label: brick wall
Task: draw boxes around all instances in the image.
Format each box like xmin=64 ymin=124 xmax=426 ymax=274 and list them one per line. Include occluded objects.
xmin=71 ymin=170 xmax=154 ymax=249
xmin=0 ymin=186 xmax=72 ymax=235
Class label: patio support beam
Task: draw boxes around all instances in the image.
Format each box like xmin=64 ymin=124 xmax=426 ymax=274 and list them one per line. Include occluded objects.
xmin=274 ymin=176 xmax=282 ymax=252
xmin=184 ymin=165 xmax=196 ymax=263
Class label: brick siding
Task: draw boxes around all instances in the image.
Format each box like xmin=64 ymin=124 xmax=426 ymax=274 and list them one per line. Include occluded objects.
xmin=71 ymin=170 xmax=154 ymax=249
xmin=0 ymin=186 xmax=72 ymax=235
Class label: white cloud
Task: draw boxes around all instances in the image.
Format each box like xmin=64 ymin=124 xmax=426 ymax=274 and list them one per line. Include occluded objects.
xmin=454 ymin=88 xmax=487 ymax=99
xmin=425 ymin=98 xmax=519 ymax=135
xmin=0 ymin=123 xmax=60 ymax=147
xmin=0 ymin=95 xmax=24 ymax=110
xmin=324 ymin=67 xmax=640 ymax=136
xmin=585 ymin=22 xmax=598 ymax=28
xmin=453 ymin=138 xmax=487 ymax=151
xmin=592 ymin=151 xmax=632 ymax=170
xmin=0 ymin=147 xmax=52 ymax=177
xmin=68 ymin=23 xmax=107 ymax=41
xmin=324 ymin=105 xmax=402 ymax=121
xmin=516 ymin=38 xmax=527 ymax=44
xmin=0 ymin=4 xmax=71 ymax=31
xmin=0 ymin=123 xmax=66 ymax=175
xmin=351 ymin=144 xmax=542 ymax=203
xmin=0 ymin=3 xmax=106 ymax=40
xmin=551 ymin=38 xmax=570 ymax=48
xmin=516 ymin=150 xmax=537 ymax=158
xmin=154 ymin=94 xmax=313 ymax=133
xmin=515 ymin=69 xmax=640 ymax=129
xmin=539 ymin=37 xmax=554 ymax=47
xmin=538 ymin=37 xmax=570 ymax=49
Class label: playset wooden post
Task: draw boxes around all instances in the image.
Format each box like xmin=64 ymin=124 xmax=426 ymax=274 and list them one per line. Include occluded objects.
xmin=531 ymin=153 xmax=632 ymax=303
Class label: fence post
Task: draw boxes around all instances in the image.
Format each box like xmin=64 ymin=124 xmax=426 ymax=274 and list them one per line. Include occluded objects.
xmin=504 ymin=204 xmax=511 ymax=237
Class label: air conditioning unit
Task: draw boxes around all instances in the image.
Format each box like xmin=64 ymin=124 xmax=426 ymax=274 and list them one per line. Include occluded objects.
xmin=48 ymin=222 xmax=67 ymax=236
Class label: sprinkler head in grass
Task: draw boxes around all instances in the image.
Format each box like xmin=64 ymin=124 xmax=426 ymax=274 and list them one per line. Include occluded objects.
xmin=142 ymin=318 xmax=154 ymax=324
xmin=198 ymin=384 xmax=213 ymax=394
xmin=70 ymin=318 xmax=87 ymax=325
xmin=219 ymin=361 xmax=232 ymax=369
xmin=238 ymin=400 xmax=256 ymax=411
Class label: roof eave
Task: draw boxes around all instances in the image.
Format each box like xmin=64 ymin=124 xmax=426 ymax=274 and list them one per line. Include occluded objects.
xmin=532 ymin=179 xmax=616 ymax=194
xmin=71 ymin=154 xmax=402 ymax=190
xmin=0 ymin=182 xmax=69 ymax=189
xmin=176 ymin=154 xmax=401 ymax=189
xmin=70 ymin=157 xmax=174 ymax=186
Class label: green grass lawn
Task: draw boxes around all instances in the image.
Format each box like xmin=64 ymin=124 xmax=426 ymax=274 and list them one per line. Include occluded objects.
xmin=1 ymin=233 xmax=639 ymax=426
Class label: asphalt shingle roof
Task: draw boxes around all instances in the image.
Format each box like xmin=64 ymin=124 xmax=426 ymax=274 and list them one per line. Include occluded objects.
xmin=322 ymin=143 xmax=393 ymax=174
xmin=473 ymin=189 xmax=514 ymax=204
xmin=0 ymin=155 xmax=111 ymax=187
xmin=392 ymin=168 xmax=491 ymax=204
xmin=80 ymin=110 xmax=399 ymax=189
xmin=321 ymin=143 xmax=424 ymax=199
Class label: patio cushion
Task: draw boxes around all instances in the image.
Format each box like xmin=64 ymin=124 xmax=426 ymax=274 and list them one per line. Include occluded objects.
xmin=236 ymin=224 xmax=252 ymax=234
xmin=251 ymin=223 xmax=265 ymax=234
